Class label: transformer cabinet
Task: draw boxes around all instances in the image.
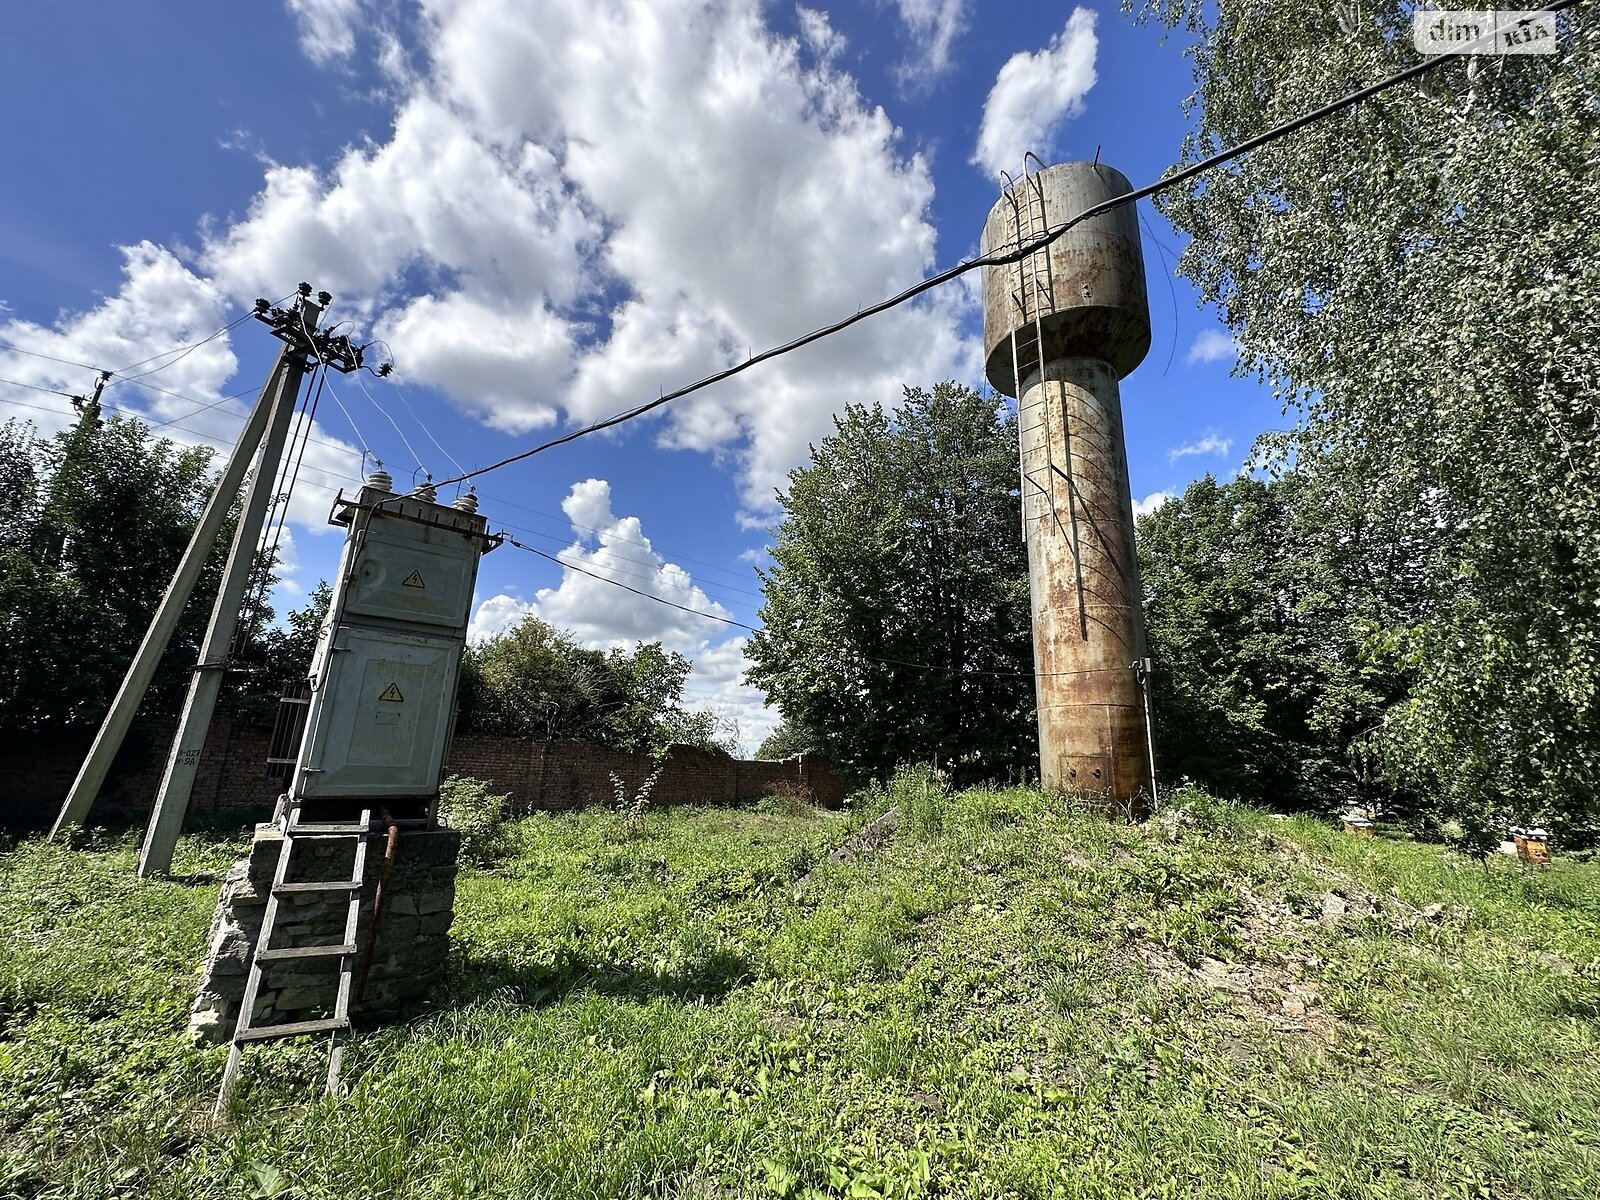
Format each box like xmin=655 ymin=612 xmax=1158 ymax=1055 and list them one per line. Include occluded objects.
xmin=979 ymin=161 xmax=1154 ymax=811
xmin=193 ymin=469 xmax=499 ymax=1096
xmin=289 ymin=470 xmax=498 ymax=822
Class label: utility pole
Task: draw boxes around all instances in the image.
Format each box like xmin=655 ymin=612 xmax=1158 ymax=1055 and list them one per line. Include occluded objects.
xmin=135 ymin=300 xmax=321 ymax=875
xmin=50 ymin=286 xmax=367 ymax=851
xmin=41 ymin=370 xmax=110 ymax=569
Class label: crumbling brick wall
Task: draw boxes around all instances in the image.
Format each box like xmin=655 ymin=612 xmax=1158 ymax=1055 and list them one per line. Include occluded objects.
xmin=441 ymin=740 xmax=847 ymax=812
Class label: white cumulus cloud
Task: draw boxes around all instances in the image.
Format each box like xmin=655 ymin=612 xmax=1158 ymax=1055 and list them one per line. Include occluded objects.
xmin=892 ymin=0 xmax=969 ymax=85
xmin=1186 ymin=329 xmax=1238 ymax=365
xmin=467 ymin=477 xmax=774 ymax=750
xmin=210 ymin=0 xmax=974 ymax=521
xmin=283 ymin=0 xmax=364 ymax=65
xmin=1133 ymin=490 xmax=1175 ymax=518
xmin=972 ymin=7 xmax=1098 ymax=178
xmin=11 ymin=0 xmax=980 ymax=620
xmin=1169 ymin=432 xmax=1233 ymax=461
xmin=0 ymin=243 xmax=364 ymax=535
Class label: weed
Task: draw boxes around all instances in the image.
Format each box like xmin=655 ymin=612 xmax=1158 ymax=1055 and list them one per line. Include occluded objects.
xmin=4 ymin=791 xmax=1600 ymax=1197
xmin=610 ymin=765 xmax=665 ymax=839
xmin=437 ymin=774 xmax=513 ymax=864
xmin=760 ymin=778 xmax=817 ymax=815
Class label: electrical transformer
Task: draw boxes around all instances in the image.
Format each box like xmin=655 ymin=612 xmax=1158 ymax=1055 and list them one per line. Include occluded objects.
xmin=288 ymin=471 xmax=498 ymax=821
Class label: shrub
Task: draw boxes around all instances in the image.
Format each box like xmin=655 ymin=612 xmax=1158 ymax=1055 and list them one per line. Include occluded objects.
xmin=438 ymin=774 xmax=512 ymax=864
xmin=762 ymin=779 xmax=816 ymax=815
xmin=888 ymin=762 xmax=951 ymax=837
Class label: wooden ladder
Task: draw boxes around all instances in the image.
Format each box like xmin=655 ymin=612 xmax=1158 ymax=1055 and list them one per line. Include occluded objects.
xmin=215 ymin=806 xmax=372 ymax=1113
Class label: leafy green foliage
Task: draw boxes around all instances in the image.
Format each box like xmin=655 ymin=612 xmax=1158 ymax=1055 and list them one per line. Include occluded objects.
xmin=755 ymin=718 xmax=811 ymax=761
xmin=5 ymin=794 xmax=1600 ymax=1196
xmin=1138 ymin=473 xmax=1407 ymax=812
xmin=657 ymin=706 xmax=742 ymax=757
xmin=1136 ymin=3 xmax=1600 ymax=836
xmin=0 ymin=415 xmax=324 ymax=736
xmin=221 ymin=580 xmax=333 ymax=724
xmin=438 ymin=773 xmax=513 ymax=864
xmin=0 ymin=416 xmax=235 ymax=733
xmin=458 ymin=613 xmax=707 ymax=753
xmin=746 ymin=382 xmax=1035 ymax=786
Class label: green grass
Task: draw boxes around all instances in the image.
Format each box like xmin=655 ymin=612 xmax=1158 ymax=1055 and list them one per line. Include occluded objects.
xmin=3 ymin=781 xmax=1600 ymax=1199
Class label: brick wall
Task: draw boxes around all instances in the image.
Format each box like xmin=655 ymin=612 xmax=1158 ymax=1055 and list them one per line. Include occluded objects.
xmin=1 ymin=719 xmax=847 ymax=833
xmin=0 ymin=718 xmax=285 ymax=834
xmin=444 ymin=737 xmax=847 ymax=813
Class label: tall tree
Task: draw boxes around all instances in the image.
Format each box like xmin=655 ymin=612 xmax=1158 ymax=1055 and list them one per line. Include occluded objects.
xmin=0 ymin=416 xmax=233 ymax=733
xmin=458 ymin=614 xmax=703 ymax=752
xmin=1138 ymin=472 xmax=1410 ymax=811
xmin=745 ymin=382 xmax=1034 ymax=785
xmin=1139 ymin=4 xmax=1600 ymax=833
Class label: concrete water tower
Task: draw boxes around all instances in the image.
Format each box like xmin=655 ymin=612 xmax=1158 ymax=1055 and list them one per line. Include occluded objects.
xmin=980 ymin=160 xmax=1154 ymax=809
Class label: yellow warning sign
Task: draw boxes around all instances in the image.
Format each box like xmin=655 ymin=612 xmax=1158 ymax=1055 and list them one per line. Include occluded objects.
xmin=378 ymin=683 xmax=404 ymax=703
xmin=402 ymin=569 xmax=425 ymax=589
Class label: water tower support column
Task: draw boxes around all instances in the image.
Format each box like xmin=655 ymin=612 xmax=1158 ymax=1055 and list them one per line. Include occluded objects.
xmin=981 ymin=160 xmax=1155 ymax=811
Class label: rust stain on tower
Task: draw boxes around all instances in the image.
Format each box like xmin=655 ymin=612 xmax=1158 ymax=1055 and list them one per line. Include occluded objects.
xmin=980 ymin=161 xmax=1154 ymax=811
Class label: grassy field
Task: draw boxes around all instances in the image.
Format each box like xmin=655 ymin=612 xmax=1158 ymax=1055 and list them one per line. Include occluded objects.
xmin=3 ymin=776 xmax=1599 ymax=1199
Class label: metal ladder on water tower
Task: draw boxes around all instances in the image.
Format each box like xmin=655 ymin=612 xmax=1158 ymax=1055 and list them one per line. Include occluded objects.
xmin=215 ymin=805 xmax=373 ymax=1113
xmin=1013 ymin=158 xmax=1090 ymax=639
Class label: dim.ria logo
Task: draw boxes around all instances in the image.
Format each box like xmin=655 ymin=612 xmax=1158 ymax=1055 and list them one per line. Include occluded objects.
xmin=1412 ymin=9 xmax=1558 ymax=54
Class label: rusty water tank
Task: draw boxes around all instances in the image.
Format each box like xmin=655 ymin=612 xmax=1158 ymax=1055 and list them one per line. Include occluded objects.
xmin=979 ymin=161 xmax=1154 ymax=810
xmin=980 ymin=161 xmax=1151 ymax=392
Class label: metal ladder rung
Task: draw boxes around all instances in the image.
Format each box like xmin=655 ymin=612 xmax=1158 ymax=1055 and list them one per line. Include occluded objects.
xmin=274 ymin=880 xmax=361 ymax=894
xmin=235 ymin=1016 xmax=349 ymax=1043
xmin=285 ymin=823 xmax=372 ymax=836
xmin=216 ymin=804 xmax=373 ymax=1113
xmin=256 ymin=943 xmax=358 ymax=963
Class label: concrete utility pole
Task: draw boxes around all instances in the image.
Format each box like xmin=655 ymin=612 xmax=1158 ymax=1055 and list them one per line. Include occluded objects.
xmin=41 ymin=371 xmax=111 ymax=569
xmin=51 ymin=287 xmax=368 ymax=855
xmin=134 ymin=304 xmax=322 ymax=876
xmin=979 ymin=159 xmax=1156 ymax=813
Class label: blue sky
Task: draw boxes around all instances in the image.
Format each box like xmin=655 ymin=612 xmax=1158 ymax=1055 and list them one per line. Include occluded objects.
xmin=0 ymin=1 xmax=1282 ymax=749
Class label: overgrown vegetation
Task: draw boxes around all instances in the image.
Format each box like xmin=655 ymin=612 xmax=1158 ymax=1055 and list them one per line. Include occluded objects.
xmin=747 ymin=383 xmax=1035 ymax=786
xmin=436 ymin=774 xmax=512 ymax=865
xmin=0 ymin=416 xmax=229 ymax=733
xmin=5 ymin=782 xmax=1598 ymax=1197
xmin=1136 ymin=4 xmax=1600 ymax=835
xmin=458 ymin=614 xmax=738 ymax=756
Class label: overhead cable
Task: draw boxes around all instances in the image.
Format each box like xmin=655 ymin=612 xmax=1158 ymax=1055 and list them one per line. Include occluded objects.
xmin=429 ymin=12 xmax=1583 ymax=491
xmin=503 ymin=534 xmax=760 ymax=632
xmin=501 ymin=532 xmax=1168 ymax=683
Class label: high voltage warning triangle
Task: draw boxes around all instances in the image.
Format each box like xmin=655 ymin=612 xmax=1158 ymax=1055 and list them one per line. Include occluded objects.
xmin=402 ymin=569 xmax=425 ymax=588
xmin=378 ymin=683 xmax=404 ymax=703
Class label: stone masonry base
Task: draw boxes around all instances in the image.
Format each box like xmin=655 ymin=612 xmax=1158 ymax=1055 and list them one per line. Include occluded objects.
xmin=190 ymin=824 xmax=460 ymax=1044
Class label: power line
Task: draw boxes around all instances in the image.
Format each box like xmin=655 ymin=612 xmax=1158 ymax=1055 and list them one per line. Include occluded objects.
xmin=503 ymin=534 xmax=759 ymax=632
xmin=9 ymin=369 xmax=767 ymax=595
xmin=428 ymin=19 xmax=1583 ymax=491
xmin=362 ymin=340 xmax=470 ymax=479
xmin=495 ymin=518 xmax=765 ymax=603
xmin=109 ymin=311 xmax=259 ymax=385
xmin=3 ymin=343 xmax=764 ymax=586
xmin=0 ymin=343 xmax=102 ymax=375
xmin=351 ymin=369 xmax=426 ymax=476
xmin=300 ymin=307 xmax=373 ymax=460
xmin=502 ymin=530 xmax=1157 ymax=684
xmin=0 ymin=394 xmax=366 ymax=493
xmin=0 ymin=344 xmax=265 ymax=428
xmin=0 ymin=375 xmax=77 ymax=399
xmin=0 ymin=297 xmax=289 ymax=398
